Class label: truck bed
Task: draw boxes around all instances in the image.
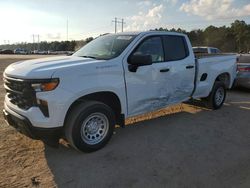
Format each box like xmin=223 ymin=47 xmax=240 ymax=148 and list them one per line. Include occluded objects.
xmin=195 ymin=53 xmax=236 ymax=59
xmin=193 ymin=54 xmax=237 ymax=99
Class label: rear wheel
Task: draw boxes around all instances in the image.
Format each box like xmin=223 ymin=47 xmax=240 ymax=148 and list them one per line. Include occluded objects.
xmin=204 ymin=82 xmax=226 ymax=110
xmin=64 ymin=101 xmax=115 ymax=152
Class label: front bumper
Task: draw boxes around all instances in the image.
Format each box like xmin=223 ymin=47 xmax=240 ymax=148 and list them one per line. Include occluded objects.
xmin=4 ymin=85 xmax=72 ymax=129
xmin=3 ymin=107 xmax=62 ymax=140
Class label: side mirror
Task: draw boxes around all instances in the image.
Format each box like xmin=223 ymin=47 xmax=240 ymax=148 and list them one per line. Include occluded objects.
xmin=128 ymin=54 xmax=152 ymax=72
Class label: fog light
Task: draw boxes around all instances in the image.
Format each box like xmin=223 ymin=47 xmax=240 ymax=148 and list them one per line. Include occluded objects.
xmin=37 ymin=99 xmax=49 ymax=117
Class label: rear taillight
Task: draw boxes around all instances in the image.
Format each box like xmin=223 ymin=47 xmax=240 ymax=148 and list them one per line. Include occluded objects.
xmin=237 ymin=66 xmax=250 ymax=72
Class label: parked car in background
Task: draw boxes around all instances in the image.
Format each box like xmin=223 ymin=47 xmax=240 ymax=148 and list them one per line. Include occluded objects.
xmin=0 ymin=49 xmax=14 ymax=54
xmin=48 ymin=51 xmax=73 ymax=55
xmin=37 ymin=50 xmax=48 ymax=55
xmin=14 ymin=48 xmax=28 ymax=55
xmin=66 ymin=51 xmax=75 ymax=56
xmin=234 ymin=54 xmax=250 ymax=89
xmin=193 ymin=47 xmax=221 ymax=54
xmin=31 ymin=50 xmax=39 ymax=54
xmin=32 ymin=50 xmax=50 ymax=55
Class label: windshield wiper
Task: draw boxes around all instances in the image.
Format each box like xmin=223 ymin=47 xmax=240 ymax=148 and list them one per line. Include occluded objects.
xmin=80 ymin=55 xmax=98 ymax=60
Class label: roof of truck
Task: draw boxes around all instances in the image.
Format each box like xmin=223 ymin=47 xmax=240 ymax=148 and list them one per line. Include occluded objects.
xmin=112 ymin=31 xmax=186 ymax=37
xmin=193 ymin=46 xmax=219 ymax=49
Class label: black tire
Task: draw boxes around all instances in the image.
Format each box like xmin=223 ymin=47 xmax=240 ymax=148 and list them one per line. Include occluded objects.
xmin=64 ymin=101 xmax=115 ymax=152
xmin=204 ymin=82 xmax=226 ymax=110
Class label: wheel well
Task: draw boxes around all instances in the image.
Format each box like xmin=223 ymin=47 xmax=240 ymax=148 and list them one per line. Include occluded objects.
xmin=64 ymin=92 xmax=124 ymax=127
xmin=215 ymin=73 xmax=230 ymax=88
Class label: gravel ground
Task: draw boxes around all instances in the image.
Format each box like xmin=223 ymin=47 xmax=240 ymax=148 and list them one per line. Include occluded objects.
xmin=0 ymin=55 xmax=249 ymax=188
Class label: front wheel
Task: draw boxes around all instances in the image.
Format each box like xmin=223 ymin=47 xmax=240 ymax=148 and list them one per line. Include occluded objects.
xmin=64 ymin=101 xmax=115 ymax=152
xmin=204 ymin=82 xmax=226 ymax=110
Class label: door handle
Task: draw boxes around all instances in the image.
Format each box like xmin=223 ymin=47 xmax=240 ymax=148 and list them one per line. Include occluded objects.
xmin=186 ymin=65 xmax=194 ymax=69
xmin=160 ymin=68 xmax=170 ymax=73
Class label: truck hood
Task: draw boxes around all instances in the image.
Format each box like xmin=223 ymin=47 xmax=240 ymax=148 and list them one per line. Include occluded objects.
xmin=4 ymin=56 xmax=104 ymax=79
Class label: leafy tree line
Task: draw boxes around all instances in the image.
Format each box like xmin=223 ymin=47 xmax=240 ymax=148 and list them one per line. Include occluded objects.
xmin=155 ymin=20 xmax=250 ymax=53
xmin=0 ymin=37 xmax=94 ymax=52
xmin=1 ymin=20 xmax=250 ymax=53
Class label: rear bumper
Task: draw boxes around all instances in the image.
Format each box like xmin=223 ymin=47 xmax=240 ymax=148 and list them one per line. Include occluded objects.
xmin=3 ymin=107 xmax=62 ymax=140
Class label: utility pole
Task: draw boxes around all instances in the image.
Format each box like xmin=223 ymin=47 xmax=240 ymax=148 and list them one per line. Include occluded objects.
xmin=32 ymin=34 xmax=35 ymax=51
xmin=37 ymin=34 xmax=40 ymax=51
xmin=112 ymin=18 xmax=125 ymax=33
xmin=113 ymin=17 xmax=117 ymax=33
xmin=67 ymin=19 xmax=69 ymax=41
xmin=32 ymin=34 xmax=40 ymax=51
xmin=121 ymin=18 xmax=125 ymax=32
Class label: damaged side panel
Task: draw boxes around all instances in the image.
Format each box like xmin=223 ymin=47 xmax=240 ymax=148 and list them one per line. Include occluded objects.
xmin=124 ymin=57 xmax=195 ymax=117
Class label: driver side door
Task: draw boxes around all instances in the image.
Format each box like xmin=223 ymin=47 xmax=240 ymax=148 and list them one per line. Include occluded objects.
xmin=123 ymin=36 xmax=172 ymax=116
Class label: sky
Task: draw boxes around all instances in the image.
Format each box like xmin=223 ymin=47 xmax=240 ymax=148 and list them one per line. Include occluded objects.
xmin=0 ymin=0 xmax=250 ymax=44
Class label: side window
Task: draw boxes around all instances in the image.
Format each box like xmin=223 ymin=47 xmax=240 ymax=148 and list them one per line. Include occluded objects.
xmin=163 ymin=36 xmax=188 ymax=61
xmin=132 ymin=37 xmax=164 ymax=63
xmin=215 ymin=48 xmax=221 ymax=53
xmin=211 ymin=48 xmax=217 ymax=53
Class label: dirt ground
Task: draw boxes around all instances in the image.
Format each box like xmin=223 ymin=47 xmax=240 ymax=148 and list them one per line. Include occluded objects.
xmin=0 ymin=55 xmax=249 ymax=188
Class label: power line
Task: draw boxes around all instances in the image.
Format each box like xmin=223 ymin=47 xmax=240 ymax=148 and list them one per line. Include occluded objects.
xmin=31 ymin=34 xmax=40 ymax=50
xmin=112 ymin=18 xmax=125 ymax=33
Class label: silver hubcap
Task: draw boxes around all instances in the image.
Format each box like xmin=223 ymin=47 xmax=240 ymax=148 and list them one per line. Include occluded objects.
xmin=215 ymin=87 xmax=225 ymax=106
xmin=81 ymin=113 xmax=109 ymax=145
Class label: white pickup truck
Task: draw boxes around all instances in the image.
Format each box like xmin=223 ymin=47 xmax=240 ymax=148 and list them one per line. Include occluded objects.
xmin=3 ymin=31 xmax=237 ymax=152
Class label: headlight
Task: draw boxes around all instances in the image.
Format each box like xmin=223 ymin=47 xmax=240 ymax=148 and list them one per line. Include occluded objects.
xmin=31 ymin=78 xmax=59 ymax=92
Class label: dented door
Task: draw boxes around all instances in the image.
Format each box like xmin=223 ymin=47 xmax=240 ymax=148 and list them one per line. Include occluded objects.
xmin=124 ymin=35 xmax=195 ymax=117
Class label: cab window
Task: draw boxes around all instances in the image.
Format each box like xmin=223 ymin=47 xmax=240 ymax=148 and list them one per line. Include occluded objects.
xmin=163 ymin=35 xmax=189 ymax=61
xmin=132 ymin=37 xmax=164 ymax=63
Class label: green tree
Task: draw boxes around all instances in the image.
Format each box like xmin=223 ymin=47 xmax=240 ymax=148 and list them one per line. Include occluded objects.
xmin=231 ymin=20 xmax=250 ymax=52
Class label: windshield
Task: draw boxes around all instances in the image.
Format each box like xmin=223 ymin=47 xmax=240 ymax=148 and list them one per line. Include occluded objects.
xmin=73 ymin=34 xmax=136 ymax=60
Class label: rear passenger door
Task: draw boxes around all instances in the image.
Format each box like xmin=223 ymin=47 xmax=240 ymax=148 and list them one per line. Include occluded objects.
xmin=162 ymin=35 xmax=195 ymax=103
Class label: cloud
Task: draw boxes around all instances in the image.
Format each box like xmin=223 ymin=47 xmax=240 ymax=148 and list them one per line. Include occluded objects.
xmin=136 ymin=0 xmax=152 ymax=7
xmin=46 ymin=33 xmax=61 ymax=40
xmin=125 ymin=4 xmax=165 ymax=31
xmin=180 ymin=0 xmax=250 ymax=20
xmin=163 ymin=0 xmax=178 ymax=6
